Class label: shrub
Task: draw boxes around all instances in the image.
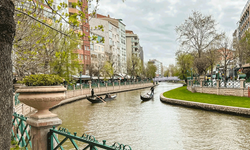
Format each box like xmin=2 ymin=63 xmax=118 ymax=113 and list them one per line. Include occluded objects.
xmin=18 ymin=74 xmax=64 ymax=86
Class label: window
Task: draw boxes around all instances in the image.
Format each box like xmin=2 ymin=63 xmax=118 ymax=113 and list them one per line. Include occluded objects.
xmin=68 ymin=2 xmax=72 ymax=8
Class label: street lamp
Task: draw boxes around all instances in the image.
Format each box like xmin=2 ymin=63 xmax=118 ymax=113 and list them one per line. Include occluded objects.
xmin=216 ymin=64 xmax=220 ymax=79
xmin=191 ymin=68 xmax=193 ymax=80
xmin=80 ymin=71 xmax=82 ymax=85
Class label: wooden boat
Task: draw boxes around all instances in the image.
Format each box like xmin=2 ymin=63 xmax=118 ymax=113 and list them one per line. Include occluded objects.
xmin=87 ymin=94 xmax=117 ymax=103
xmin=140 ymin=87 xmax=155 ymax=101
xmin=140 ymin=91 xmax=154 ymax=101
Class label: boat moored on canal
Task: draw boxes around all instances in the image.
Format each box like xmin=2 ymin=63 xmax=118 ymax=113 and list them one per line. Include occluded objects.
xmin=87 ymin=94 xmax=117 ymax=103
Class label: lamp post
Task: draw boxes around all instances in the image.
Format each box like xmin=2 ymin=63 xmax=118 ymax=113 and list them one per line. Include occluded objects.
xmin=80 ymin=71 xmax=82 ymax=85
xmin=191 ymin=68 xmax=193 ymax=80
xmin=216 ymin=64 xmax=220 ymax=79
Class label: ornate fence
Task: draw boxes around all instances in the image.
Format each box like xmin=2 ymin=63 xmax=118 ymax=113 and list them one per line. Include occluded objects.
xmin=48 ymin=126 xmax=132 ymax=150
xmin=12 ymin=113 xmax=32 ymax=150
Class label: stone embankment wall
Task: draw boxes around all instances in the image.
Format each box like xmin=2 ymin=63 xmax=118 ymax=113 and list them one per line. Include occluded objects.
xmin=160 ymin=93 xmax=250 ymax=116
xmin=187 ymin=79 xmax=249 ymax=97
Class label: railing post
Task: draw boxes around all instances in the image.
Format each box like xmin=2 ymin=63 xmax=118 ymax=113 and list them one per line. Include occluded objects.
xmin=216 ymin=79 xmax=220 ymax=95
xmin=113 ymin=82 xmax=115 ymax=90
xmin=27 ymin=116 xmax=62 ymax=150
xmin=118 ymin=80 xmax=121 ymax=89
xmin=88 ymin=81 xmax=92 ymax=91
xmin=106 ymin=82 xmax=108 ymax=91
xmin=240 ymin=79 xmax=245 ymax=97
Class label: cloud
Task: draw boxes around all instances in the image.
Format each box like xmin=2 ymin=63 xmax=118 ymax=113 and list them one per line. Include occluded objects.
xmin=95 ymin=0 xmax=247 ymax=68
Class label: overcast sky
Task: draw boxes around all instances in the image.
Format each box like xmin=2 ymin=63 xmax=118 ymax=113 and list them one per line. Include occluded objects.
xmin=94 ymin=0 xmax=247 ymax=68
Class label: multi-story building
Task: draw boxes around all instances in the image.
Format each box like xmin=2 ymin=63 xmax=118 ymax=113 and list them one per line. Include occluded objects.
xmin=233 ymin=0 xmax=250 ymax=71
xmin=95 ymin=14 xmax=126 ymax=75
xmin=90 ymin=14 xmax=126 ymax=76
xmin=126 ymin=30 xmax=140 ymax=60
xmin=89 ymin=32 xmax=105 ymax=74
xmin=148 ymin=59 xmax=163 ymax=77
xmin=68 ymin=0 xmax=90 ymax=75
xmin=238 ymin=0 xmax=250 ymax=39
xmin=139 ymin=45 xmax=144 ymax=65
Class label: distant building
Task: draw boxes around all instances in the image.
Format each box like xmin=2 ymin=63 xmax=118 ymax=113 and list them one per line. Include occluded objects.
xmin=148 ymin=59 xmax=163 ymax=77
xmin=126 ymin=30 xmax=141 ymax=59
xmin=68 ymin=0 xmax=90 ymax=75
xmin=89 ymin=14 xmax=127 ymax=75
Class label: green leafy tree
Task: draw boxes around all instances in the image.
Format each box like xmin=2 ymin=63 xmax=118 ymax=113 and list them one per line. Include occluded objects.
xmin=145 ymin=62 xmax=157 ymax=78
xmin=176 ymin=53 xmax=194 ymax=83
xmin=164 ymin=69 xmax=170 ymax=77
xmin=103 ymin=61 xmax=114 ymax=80
xmin=0 ymin=0 xmax=107 ymax=148
xmin=127 ymin=55 xmax=143 ymax=80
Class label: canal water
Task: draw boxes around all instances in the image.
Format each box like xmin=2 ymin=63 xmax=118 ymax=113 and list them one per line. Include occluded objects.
xmin=52 ymin=82 xmax=250 ymax=150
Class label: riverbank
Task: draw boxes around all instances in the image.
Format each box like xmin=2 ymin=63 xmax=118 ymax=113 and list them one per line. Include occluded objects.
xmin=52 ymin=83 xmax=156 ymax=109
xmin=160 ymin=86 xmax=250 ymax=116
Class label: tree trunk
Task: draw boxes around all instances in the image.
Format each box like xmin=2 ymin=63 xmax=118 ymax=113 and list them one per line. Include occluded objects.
xmin=0 ymin=0 xmax=16 ymax=149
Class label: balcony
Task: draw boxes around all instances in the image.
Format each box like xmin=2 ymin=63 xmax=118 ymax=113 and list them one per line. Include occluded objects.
xmin=132 ymin=39 xmax=139 ymax=43
xmin=132 ymin=45 xmax=139 ymax=49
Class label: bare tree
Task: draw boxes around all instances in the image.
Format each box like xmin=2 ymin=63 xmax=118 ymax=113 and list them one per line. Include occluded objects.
xmin=175 ymin=11 xmax=224 ymax=74
xmin=218 ymin=38 xmax=235 ymax=80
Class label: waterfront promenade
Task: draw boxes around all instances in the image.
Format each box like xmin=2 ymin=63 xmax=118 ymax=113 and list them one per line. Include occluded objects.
xmin=15 ymin=82 xmax=154 ymax=116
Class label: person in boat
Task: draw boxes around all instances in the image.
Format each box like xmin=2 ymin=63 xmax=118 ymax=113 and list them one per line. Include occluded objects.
xmin=150 ymin=87 xmax=154 ymax=93
xmin=91 ymin=89 xmax=94 ymax=97
xmin=105 ymin=94 xmax=109 ymax=99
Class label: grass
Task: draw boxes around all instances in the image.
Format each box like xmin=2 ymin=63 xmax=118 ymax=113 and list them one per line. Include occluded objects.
xmin=163 ymin=86 xmax=250 ymax=108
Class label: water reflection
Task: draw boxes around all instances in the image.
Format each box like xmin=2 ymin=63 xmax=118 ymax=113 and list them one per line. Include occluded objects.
xmin=52 ymin=82 xmax=250 ymax=150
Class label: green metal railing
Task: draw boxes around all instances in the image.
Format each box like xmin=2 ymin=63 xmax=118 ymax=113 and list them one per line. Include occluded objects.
xmin=91 ymin=83 xmax=98 ymax=88
xmin=67 ymin=85 xmax=74 ymax=90
xmin=107 ymin=82 xmax=113 ymax=86
xmin=82 ymin=83 xmax=90 ymax=89
xmin=12 ymin=113 xmax=32 ymax=150
xmin=14 ymin=93 xmax=20 ymax=106
xmin=99 ymin=82 xmax=106 ymax=87
xmin=75 ymin=85 xmax=81 ymax=90
xmin=48 ymin=126 xmax=132 ymax=150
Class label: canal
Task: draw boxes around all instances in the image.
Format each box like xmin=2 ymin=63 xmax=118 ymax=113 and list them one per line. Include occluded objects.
xmin=52 ymin=82 xmax=250 ymax=150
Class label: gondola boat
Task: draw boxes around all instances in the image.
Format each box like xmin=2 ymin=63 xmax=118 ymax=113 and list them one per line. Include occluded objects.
xmin=140 ymin=86 xmax=155 ymax=101
xmin=140 ymin=92 xmax=154 ymax=101
xmin=87 ymin=94 xmax=117 ymax=103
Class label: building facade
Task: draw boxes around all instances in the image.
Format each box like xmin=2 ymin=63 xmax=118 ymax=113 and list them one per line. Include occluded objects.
xmin=148 ymin=59 xmax=163 ymax=77
xmin=125 ymin=30 xmax=140 ymax=60
xmin=68 ymin=0 xmax=91 ymax=75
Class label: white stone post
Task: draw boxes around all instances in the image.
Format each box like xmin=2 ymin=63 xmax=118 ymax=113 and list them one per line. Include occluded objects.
xmin=88 ymin=81 xmax=92 ymax=89
xmin=216 ymin=79 xmax=220 ymax=95
xmin=118 ymin=80 xmax=121 ymax=89
xmin=27 ymin=117 xmax=62 ymax=150
xmin=240 ymin=79 xmax=245 ymax=97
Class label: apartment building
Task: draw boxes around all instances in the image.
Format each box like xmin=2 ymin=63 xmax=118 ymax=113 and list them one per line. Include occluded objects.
xmin=89 ymin=18 xmax=108 ymax=74
xmin=125 ymin=30 xmax=140 ymax=60
xmin=233 ymin=0 xmax=250 ymax=70
xmin=90 ymin=14 xmax=126 ymax=76
xmin=148 ymin=59 xmax=163 ymax=77
xmin=95 ymin=14 xmax=127 ymax=75
xmin=68 ymin=0 xmax=91 ymax=75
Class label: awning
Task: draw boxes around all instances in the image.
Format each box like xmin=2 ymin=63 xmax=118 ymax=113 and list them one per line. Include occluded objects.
xmin=72 ymin=75 xmax=90 ymax=79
